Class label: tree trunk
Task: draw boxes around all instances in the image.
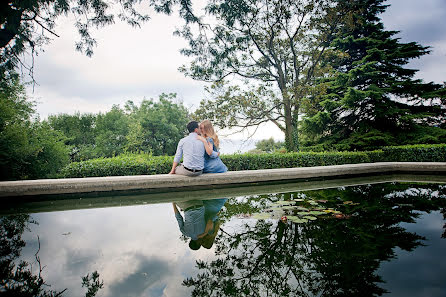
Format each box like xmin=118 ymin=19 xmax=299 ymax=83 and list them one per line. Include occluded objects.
xmin=284 ymin=118 xmax=294 ymax=152
xmin=283 ymin=89 xmax=301 ymax=152
xmin=292 ymin=106 xmax=299 ymax=151
xmin=284 ymin=101 xmax=297 ymax=152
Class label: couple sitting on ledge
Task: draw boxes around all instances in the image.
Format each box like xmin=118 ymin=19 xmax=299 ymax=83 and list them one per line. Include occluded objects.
xmin=170 ymin=120 xmax=228 ymax=250
xmin=169 ymin=120 xmax=227 ymax=176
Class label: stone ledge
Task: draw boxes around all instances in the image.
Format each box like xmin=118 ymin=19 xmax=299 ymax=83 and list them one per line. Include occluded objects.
xmin=1 ymin=162 xmax=445 ymax=197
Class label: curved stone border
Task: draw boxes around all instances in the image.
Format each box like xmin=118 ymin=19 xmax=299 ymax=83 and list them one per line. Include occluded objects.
xmin=1 ymin=162 xmax=445 ymax=197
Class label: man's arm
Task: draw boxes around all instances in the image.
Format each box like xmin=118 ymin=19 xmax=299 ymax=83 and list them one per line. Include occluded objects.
xmin=172 ymin=202 xmax=179 ymax=214
xmin=173 ymin=203 xmax=185 ymax=231
xmin=169 ymin=162 xmax=179 ymax=174
xmin=170 ymin=139 xmax=184 ymax=174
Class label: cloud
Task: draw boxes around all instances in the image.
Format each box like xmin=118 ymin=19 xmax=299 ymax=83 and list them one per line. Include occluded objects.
xmin=18 ymin=204 xmax=211 ymax=297
xmin=107 ymin=255 xmax=170 ymax=297
xmin=381 ymin=0 xmax=446 ymax=84
xmin=383 ymin=0 xmax=446 ymax=44
xmin=28 ymin=12 xmax=206 ymax=118
xmin=23 ymin=0 xmax=446 ymax=138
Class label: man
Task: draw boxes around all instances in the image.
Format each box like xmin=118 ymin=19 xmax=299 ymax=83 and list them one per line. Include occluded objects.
xmin=169 ymin=121 xmax=218 ymax=176
xmin=172 ymin=201 xmax=205 ymax=249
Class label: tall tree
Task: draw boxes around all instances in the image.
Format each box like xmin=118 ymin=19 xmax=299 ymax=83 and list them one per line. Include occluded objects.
xmin=95 ymin=105 xmax=130 ymax=158
xmin=300 ymin=0 xmax=446 ymax=150
xmin=184 ymin=0 xmax=354 ymax=151
xmin=0 ymin=75 xmax=69 ymax=180
xmin=125 ymin=93 xmax=189 ymax=155
xmin=47 ymin=113 xmax=97 ymax=161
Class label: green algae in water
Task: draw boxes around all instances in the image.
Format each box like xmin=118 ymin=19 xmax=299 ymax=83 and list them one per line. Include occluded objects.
xmin=252 ymin=212 xmax=271 ymax=220
xmin=287 ymin=216 xmax=308 ymax=223
xmin=303 ymin=216 xmax=317 ymax=220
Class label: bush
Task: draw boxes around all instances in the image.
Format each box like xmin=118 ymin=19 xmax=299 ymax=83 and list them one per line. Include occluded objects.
xmin=221 ymin=151 xmax=371 ymax=171
xmin=61 ymin=153 xmax=173 ymax=178
xmin=382 ymin=144 xmax=446 ymax=162
xmin=0 ymin=77 xmax=70 ymax=180
xmin=60 ymin=144 xmax=445 ymax=178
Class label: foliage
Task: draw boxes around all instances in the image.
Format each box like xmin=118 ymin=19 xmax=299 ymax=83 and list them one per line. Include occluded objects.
xmin=253 ymin=137 xmax=284 ymax=153
xmin=0 ymin=76 xmax=69 ymax=180
xmin=47 ymin=94 xmax=189 ymax=161
xmin=26 ymin=122 xmax=71 ymax=179
xmin=301 ymin=0 xmax=446 ymax=150
xmin=61 ymin=153 xmax=173 ymax=178
xmin=183 ymin=183 xmax=446 ymax=296
xmin=184 ymin=0 xmax=356 ymax=151
xmin=222 ymin=151 xmax=371 ymax=171
xmin=60 ymin=144 xmax=446 ymax=178
xmin=382 ymin=144 xmax=446 ymax=162
xmin=94 ymin=105 xmax=130 ymax=158
xmin=82 ymin=271 xmax=104 ymax=297
xmin=61 ymin=151 xmax=372 ymax=178
xmin=47 ymin=113 xmax=97 ymax=161
xmin=47 ymin=113 xmax=96 ymax=147
xmin=124 ymin=93 xmax=189 ymax=156
xmin=0 ymin=0 xmax=151 ymax=80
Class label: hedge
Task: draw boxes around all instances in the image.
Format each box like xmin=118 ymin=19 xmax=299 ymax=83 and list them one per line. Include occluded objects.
xmin=221 ymin=151 xmax=371 ymax=171
xmin=60 ymin=144 xmax=446 ymax=178
xmin=60 ymin=153 xmax=173 ymax=178
xmin=381 ymin=144 xmax=446 ymax=162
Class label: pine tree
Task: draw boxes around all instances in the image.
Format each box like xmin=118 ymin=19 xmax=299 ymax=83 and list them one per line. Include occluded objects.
xmin=301 ymin=0 xmax=446 ymax=151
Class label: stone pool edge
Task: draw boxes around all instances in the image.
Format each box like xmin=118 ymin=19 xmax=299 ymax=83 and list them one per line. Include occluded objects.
xmin=1 ymin=162 xmax=445 ymax=197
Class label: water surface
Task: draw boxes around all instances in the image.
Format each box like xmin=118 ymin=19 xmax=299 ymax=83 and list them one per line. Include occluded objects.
xmin=1 ymin=182 xmax=445 ymax=296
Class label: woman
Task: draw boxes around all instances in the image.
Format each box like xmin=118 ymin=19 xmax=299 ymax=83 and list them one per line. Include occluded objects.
xmin=197 ymin=120 xmax=228 ymax=173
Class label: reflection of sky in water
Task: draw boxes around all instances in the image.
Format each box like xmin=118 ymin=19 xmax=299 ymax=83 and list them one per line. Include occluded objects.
xmin=16 ymin=197 xmax=446 ymax=297
xmin=378 ymin=211 xmax=446 ymax=297
xmin=20 ymin=204 xmax=215 ymax=297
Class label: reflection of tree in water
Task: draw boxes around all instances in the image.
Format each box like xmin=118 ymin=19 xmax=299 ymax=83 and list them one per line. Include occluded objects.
xmin=442 ymin=209 xmax=446 ymax=239
xmin=0 ymin=214 xmax=103 ymax=297
xmin=183 ymin=183 xmax=446 ymax=297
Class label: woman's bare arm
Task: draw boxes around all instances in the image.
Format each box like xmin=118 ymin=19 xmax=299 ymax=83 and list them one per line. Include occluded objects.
xmin=197 ymin=135 xmax=214 ymax=155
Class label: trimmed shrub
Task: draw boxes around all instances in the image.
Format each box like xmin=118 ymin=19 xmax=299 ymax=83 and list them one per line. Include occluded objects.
xmin=60 ymin=144 xmax=445 ymax=178
xmin=221 ymin=151 xmax=371 ymax=171
xmin=365 ymin=150 xmax=387 ymax=163
xmin=382 ymin=144 xmax=446 ymax=162
xmin=61 ymin=153 xmax=173 ymax=178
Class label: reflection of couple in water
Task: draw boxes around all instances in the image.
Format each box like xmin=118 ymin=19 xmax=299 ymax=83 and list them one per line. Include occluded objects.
xmin=173 ymin=198 xmax=227 ymax=250
xmin=170 ymin=120 xmax=228 ymax=249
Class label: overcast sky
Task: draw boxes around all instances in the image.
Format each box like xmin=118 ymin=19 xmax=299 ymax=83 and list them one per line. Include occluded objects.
xmin=25 ymin=0 xmax=446 ymax=142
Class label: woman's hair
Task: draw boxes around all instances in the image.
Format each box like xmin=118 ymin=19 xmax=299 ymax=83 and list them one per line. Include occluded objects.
xmin=200 ymin=120 xmax=220 ymax=148
xmin=201 ymin=220 xmax=221 ymax=249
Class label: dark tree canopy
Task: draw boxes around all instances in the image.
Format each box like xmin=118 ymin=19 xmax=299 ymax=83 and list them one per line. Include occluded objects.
xmin=300 ymin=0 xmax=446 ymax=150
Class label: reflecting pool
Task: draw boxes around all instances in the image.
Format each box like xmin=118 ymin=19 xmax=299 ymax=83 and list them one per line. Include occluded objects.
xmin=1 ymin=182 xmax=446 ymax=296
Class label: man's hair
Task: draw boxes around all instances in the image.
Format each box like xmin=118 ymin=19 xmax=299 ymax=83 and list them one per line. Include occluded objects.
xmin=189 ymin=239 xmax=201 ymax=250
xmin=187 ymin=121 xmax=199 ymax=133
